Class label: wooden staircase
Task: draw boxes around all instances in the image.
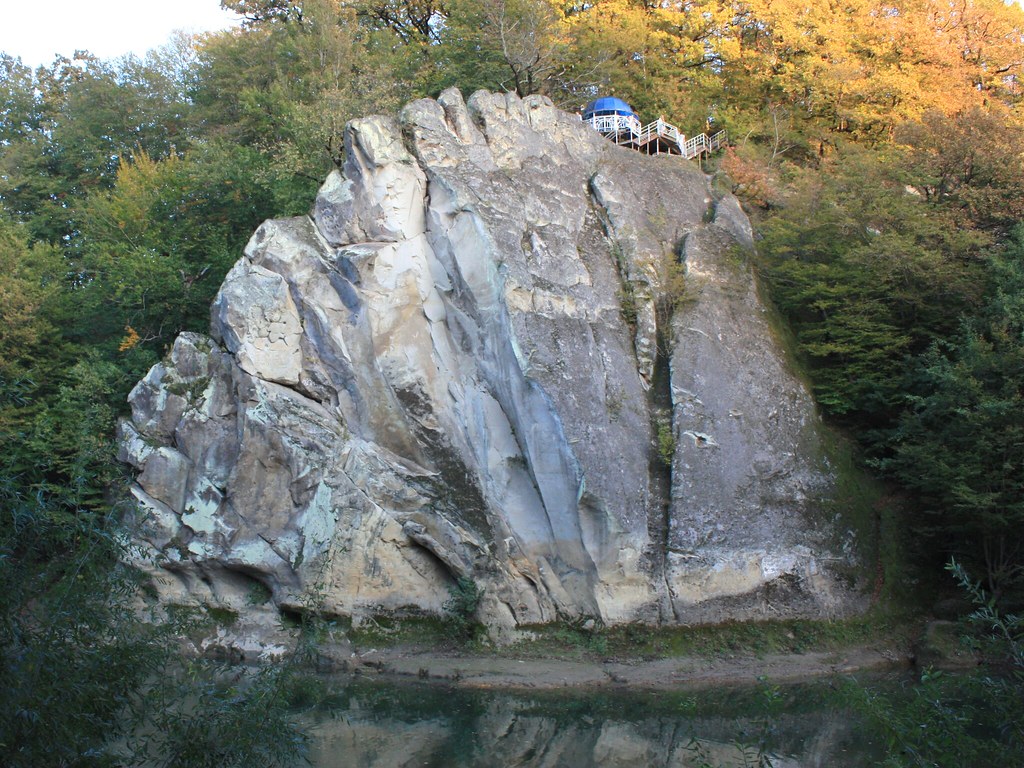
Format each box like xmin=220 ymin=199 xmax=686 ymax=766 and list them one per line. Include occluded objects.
xmin=583 ymin=114 xmax=726 ymax=159
xmin=678 ymin=129 xmax=728 ymax=159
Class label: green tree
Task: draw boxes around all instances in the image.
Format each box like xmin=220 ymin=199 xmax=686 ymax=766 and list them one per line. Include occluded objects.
xmin=0 ymin=495 xmax=168 ymax=766
xmin=437 ymin=0 xmax=566 ymax=97
xmin=222 ymin=0 xmax=307 ymax=24
xmin=852 ymin=561 xmax=1024 ymax=765
xmin=68 ymin=147 xmax=268 ymax=358
xmin=0 ymin=216 xmax=79 ymax=493
xmin=0 ymin=46 xmax=198 ymax=243
xmin=0 ymin=218 xmax=62 ymax=386
xmin=898 ymin=107 xmax=1024 ymax=232
xmin=755 ymin=148 xmax=985 ymax=424
xmin=886 ymin=227 xmax=1024 ymax=595
xmin=0 ymin=481 xmax=315 ymax=767
xmin=350 ymin=0 xmax=447 ymax=43
xmin=199 ymin=0 xmax=407 ymax=212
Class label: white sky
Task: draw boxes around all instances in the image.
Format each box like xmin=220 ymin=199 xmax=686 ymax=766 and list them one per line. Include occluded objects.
xmin=0 ymin=0 xmax=240 ymax=68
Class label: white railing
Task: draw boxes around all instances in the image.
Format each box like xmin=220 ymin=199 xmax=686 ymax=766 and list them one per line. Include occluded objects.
xmin=585 ymin=112 xmax=729 ymax=159
xmin=679 ymin=129 xmax=728 ymax=159
xmin=583 ymin=111 xmax=726 ymax=160
xmin=585 ymin=113 xmax=642 ymax=140
xmin=638 ymin=118 xmax=681 ymax=146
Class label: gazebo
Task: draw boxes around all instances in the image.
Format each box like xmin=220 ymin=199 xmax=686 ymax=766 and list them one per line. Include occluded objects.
xmin=582 ymin=97 xmax=642 ymax=144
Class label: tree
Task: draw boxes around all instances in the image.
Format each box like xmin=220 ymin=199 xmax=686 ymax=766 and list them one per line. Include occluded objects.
xmin=852 ymin=561 xmax=1024 ymax=765
xmin=222 ymin=0 xmax=307 ymax=25
xmin=755 ymin=148 xmax=986 ymax=423
xmin=0 ymin=47 xmax=199 ymax=243
xmin=887 ymin=227 xmax=1024 ymax=596
xmin=352 ymin=0 xmax=447 ymax=43
xmin=0 ymin=218 xmax=61 ymax=387
xmin=198 ymin=0 xmax=407 ymax=211
xmin=0 ymin=216 xmax=75 ymax=485
xmin=898 ymin=107 xmax=1024 ymax=231
xmin=563 ymin=0 xmax=733 ymax=126
xmin=449 ymin=0 xmax=566 ymax=96
xmin=68 ymin=148 xmax=263 ymax=358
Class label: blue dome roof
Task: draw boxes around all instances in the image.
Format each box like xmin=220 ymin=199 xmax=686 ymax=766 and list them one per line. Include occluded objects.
xmin=583 ymin=97 xmax=635 ymax=117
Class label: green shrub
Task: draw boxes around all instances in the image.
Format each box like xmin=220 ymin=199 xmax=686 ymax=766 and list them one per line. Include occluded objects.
xmin=849 ymin=560 xmax=1024 ymax=766
xmin=444 ymin=576 xmax=483 ymax=640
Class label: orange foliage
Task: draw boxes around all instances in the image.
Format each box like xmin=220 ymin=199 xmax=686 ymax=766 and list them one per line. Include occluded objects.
xmin=721 ymin=146 xmax=777 ymax=208
xmin=118 ymin=326 xmax=141 ymax=353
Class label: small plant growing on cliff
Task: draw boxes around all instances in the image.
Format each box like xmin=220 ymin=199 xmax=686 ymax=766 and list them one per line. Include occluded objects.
xmin=246 ymin=580 xmax=273 ymax=606
xmin=655 ymin=411 xmax=675 ymax=467
xmin=204 ymin=603 xmax=240 ymax=628
xmin=606 ymin=386 xmax=625 ymax=421
xmin=611 ymin=241 xmax=639 ymax=332
xmin=617 ymin=283 xmax=638 ymax=332
xmin=655 ymin=253 xmax=692 ymax=355
xmin=444 ymin=576 xmax=482 ymax=640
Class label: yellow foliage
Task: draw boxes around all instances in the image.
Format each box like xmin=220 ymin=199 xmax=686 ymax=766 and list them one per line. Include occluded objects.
xmin=567 ymin=0 xmax=1024 ymax=138
xmin=118 ymin=326 xmax=142 ymax=352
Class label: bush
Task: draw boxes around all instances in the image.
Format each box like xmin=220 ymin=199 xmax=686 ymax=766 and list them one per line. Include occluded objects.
xmin=444 ymin=576 xmax=482 ymax=640
xmin=849 ymin=560 xmax=1024 ymax=766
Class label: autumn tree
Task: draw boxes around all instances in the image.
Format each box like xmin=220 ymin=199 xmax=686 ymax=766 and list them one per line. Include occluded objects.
xmin=561 ymin=0 xmax=734 ymax=126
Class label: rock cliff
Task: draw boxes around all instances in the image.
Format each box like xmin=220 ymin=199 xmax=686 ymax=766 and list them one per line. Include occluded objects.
xmin=119 ymin=89 xmax=867 ymax=642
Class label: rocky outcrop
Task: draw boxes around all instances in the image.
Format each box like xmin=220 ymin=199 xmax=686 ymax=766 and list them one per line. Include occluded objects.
xmin=120 ymin=89 xmax=867 ymax=642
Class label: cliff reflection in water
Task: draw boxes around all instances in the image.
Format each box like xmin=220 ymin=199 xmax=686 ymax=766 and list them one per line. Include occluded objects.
xmin=307 ymin=677 xmax=881 ymax=767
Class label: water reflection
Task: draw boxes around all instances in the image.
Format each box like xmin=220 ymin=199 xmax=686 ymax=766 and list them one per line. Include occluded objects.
xmin=308 ymin=676 xmax=883 ymax=767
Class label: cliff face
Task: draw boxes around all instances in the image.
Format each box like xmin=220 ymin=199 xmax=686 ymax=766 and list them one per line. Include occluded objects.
xmin=119 ymin=89 xmax=865 ymax=640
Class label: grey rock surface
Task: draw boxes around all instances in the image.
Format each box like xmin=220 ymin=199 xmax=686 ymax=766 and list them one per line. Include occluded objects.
xmin=121 ymin=89 xmax=867 ymax=645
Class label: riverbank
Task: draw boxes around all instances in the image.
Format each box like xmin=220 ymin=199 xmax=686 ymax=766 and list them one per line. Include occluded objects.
xmin=333 ymin=644 xmax=911 ymax=690
xmin=195 ymin=606 xmax=936 ymax=689
xmin=301 ymin=611 xmax=922 ymax=690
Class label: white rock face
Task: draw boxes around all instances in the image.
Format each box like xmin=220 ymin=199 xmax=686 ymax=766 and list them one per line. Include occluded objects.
xmin=120 ymin=90 xmax=867 ymax=638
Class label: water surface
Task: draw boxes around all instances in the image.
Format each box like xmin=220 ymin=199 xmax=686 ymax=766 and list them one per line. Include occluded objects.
xmin=307 ymin=674 xmax=890 ymax=767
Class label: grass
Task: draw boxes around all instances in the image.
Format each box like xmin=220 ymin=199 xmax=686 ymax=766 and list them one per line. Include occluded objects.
xmin=503 ymin=608 xmax=918 ymax=663
xmin=347 ymin=613 xmax=456 ymax=649
xmin=342 ymin=607 xmax=918 ymax=663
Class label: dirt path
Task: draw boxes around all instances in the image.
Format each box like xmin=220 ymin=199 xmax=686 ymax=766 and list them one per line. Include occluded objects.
xmin=334 ymin=645 xmax=911 ymax=690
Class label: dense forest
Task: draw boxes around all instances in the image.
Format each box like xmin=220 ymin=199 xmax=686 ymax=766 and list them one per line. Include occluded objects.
xmin=2 ymin=0 xmax=1023 ymax=764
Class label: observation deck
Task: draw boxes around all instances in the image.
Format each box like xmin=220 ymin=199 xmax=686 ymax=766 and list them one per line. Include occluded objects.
xmin=582 ymin=97 xmax=726 ymax=159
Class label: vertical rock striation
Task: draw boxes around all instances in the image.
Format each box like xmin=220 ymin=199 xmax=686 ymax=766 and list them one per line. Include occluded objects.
xmin=119 ymin=90 xmax=867 ymax=642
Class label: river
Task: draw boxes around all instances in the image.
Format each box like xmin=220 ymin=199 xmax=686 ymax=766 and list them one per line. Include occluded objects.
xmin=304 ymin=673 xmax=893 ymax=767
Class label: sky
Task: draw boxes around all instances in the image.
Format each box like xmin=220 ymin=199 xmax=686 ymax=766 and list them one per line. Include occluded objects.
xmin=0 ymin=0 xmax=240 ymax=68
